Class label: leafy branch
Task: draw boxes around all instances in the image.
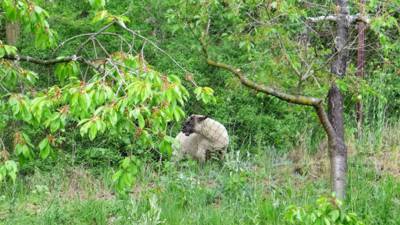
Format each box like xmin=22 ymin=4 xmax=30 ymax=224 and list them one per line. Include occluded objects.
xmin=199 ymin=30 xmax=338 ymax=156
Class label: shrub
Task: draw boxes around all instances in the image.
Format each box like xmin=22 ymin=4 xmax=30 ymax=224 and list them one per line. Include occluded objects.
xmin=284 ymin=195 xmax=364 ymax=225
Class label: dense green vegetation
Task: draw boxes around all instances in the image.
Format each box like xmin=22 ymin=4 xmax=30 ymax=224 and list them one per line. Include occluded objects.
xmin=1 ymin=0 xmax=399 ymax=224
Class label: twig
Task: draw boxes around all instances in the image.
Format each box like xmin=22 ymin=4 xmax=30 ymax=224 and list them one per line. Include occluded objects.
xmin=114 ymin=21 xmax=191 ymax=76
xmin=76 ymin=21 xmax=115 ymax=55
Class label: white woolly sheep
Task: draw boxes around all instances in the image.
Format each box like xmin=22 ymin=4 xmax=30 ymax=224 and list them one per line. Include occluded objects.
xmin=172 ymin=115 xmax=229 ymax=162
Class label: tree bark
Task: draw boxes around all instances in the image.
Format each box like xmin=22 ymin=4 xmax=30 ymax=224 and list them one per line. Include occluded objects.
xmin=356 ymin=0 xmax=366 ymax=137
xmin=327 ymin=85 xmax=347 ymax=199
xmin=6 ymin=22 xmax=20 ymax=45
xmin=329 ymin=0 xmax=350 ymax=199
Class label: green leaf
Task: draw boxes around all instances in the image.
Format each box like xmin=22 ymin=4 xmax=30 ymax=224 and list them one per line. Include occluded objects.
xmin=194 ymin=87 xmax=202 ymax=96
xmin=89 ymin=0 xmax=106 ymax=9
xmin=92 ymin=10 xmax=109 ymax=23
xmin=0 ymin=48 xmax=5 ymax=58
xmin=109 ymin=110 xmax=118 ymax=125
xmin=38 ymin=137 xmax=49 ymax=150
xmin=121 ymin=157 xmax=131 ymax=169
xmin=329 ymin=210 xmax=340 ymax=221
xmin=21 ymin=145 xmax=33 ymax=160
xmin=21 ymin=133 xmax=33 ymax=148
xmin=89 ymin=123 xmax=98 ymax=140
xmin=159 ymin=139 xmax=173 ymax=156
xmin=55 ymin=63 xmax=66 ymax=81
xmin=40 ymin=145 xmax=51 ymax=159
xmin=4 ymin=160 xmax=18 ymax=183
xmin=80 ymin=120 xmax=92 ymax=136
xmin=112 ymin=170 xmax=123 ymax=182
xmin=138 ymin=113 xmax=145 ymax=129
xmin=3 ymin=45 xmax=17 ymax=56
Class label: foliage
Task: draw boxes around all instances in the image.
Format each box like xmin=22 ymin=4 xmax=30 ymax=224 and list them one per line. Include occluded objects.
xmin=0 ymin=0 xmax=215 ymax=194
xmin=1 ymin=0 xmax=57 ymax=48
xmin=112 ymin=156 xmax=141 ymax=194
xmin=0 ymin=160 xmax=18 ymax=183
xmin=0 ymin=0 xmax=399 ymax=220
xmin=284 ymin=195 xmax=364 ymax=225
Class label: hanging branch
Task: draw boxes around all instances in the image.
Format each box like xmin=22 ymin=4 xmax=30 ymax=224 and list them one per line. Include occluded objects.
xmin=199 ymin=35 xmax=338 ymax=151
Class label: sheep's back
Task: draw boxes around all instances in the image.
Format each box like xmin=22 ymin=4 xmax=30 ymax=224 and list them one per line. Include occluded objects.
xmin=199 ymin=119 xmax=229 ymax=149
xmin=175 ymin=132 xmax=201 ymax=154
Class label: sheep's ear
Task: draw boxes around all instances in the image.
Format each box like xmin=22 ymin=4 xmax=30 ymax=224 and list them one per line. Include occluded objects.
xmin=198 ymin=116 xmax=208 ymax=121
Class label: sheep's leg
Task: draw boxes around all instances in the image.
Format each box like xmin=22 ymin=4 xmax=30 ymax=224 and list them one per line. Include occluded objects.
xmin=218 ymin=148 xmax=226 ymax=161
xmin=195 ymin=147 xmax=207 ymax=164
xmin=172 ymin=150 xmax=184 ymax=162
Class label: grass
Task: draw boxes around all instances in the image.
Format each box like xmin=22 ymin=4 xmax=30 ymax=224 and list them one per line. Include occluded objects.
xmin=1 ymin=124 xmax=399 ymax=224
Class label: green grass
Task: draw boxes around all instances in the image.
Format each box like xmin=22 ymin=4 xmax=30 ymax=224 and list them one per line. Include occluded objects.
xmin=1 ymin=144 xmax=399 ymax=225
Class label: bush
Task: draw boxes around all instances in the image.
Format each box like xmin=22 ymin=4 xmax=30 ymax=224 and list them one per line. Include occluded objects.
xmin=284 ymin=195 xmax=364 ymax=225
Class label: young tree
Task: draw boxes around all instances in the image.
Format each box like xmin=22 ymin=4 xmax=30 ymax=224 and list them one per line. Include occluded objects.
xmin=0 ymin=0 xmax=213 ymax=194
xmin=170 ymin=0 xmax=372 ymax=199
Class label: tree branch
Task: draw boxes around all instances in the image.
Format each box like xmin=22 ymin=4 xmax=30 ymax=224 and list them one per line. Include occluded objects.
xmin=2 ymin=54 xmax=106 ymax=75
xmin=114 ymin=21 xmax=198 ymax=87
xmin=3 ymin=54 xmax=80 ymax=65
xmin=307 ymin=13 xmax=370 ymax=24
xmin=199 ymin=33 xmax=337 ymax=150
xmin=76 ymin=21 xmax=115 ymax=55
xmin=206 ymin=59 xmax=322 ymax=106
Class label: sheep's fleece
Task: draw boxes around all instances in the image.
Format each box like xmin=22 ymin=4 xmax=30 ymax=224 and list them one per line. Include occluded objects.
xmin=172 ymin=115 xmax=229 ymax=162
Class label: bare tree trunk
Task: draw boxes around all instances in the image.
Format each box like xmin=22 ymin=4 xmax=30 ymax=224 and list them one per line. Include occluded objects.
xmin=329 ymin=0 xmax=350 ymax=199
xmin=6 ymin=22 xmax=20 ymax=45
xmin=328 ymin=85 xmax=347 ymax=199
xmin=356 ymin=0 xmax=366 ymax=137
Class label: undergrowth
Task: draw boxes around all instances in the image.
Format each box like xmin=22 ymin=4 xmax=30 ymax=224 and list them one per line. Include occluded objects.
xmin=1 ymin=129 xmax=399 ymax=225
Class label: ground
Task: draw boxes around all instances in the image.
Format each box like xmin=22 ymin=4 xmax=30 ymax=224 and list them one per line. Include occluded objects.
xmin=1 ymin=137 xmax=399 ymax=225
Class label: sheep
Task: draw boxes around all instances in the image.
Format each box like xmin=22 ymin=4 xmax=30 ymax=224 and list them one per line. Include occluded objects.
xmin=172 ymin=115 xmax=229 ymax=162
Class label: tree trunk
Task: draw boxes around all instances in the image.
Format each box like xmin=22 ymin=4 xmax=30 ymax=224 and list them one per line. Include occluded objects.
xmin=327 ymin=85 xmax=347 ymax=199
xmin=6 ymin=22 xmax=20 ymax=45
xmin=355 ymin=0 xmax=366 ymax=137
xmin=328 ymin=0 xmax=350 ymax=199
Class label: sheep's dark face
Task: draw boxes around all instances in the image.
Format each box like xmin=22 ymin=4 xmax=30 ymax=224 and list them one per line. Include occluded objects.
xmin=181 ymin=115 xmax=208 ymax=136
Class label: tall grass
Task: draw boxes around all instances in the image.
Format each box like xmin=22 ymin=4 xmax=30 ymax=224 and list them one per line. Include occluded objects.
xmin=1 ymin=135 xmax=399 ymax=225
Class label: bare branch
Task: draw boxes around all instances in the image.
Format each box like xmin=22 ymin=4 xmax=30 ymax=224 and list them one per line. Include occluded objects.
xmin=308 ymin=15 xmax=339 ymax=23
xmin=76 ymin=21 xmax=115 ymax=55
xmin=3 ymin=54 xmax=80 ymax=65
xmin=307 ymin=13 xmax=370 ymax=24
xmin=3 ymin=54 xmax=108 ymax=76
xmin=115 ymin=22 xmax=189 ymax=74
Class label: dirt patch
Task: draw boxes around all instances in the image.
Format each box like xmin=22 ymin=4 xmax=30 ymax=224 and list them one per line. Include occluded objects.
xmin=60 ymin=168 xmax=115 ymax=201
xmin=369 ymin=150 xmax=400 ymax=178
xmin=287 ymin=146 xmax=330 ymax=181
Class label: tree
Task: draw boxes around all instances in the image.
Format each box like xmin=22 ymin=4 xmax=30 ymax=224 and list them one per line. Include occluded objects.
xmin=0 ymin=0 xmax=213 ymax=194
xmin=174 ymin=0 xmax=370 ymax=199
xmin=5 ymin=22 xmax=19 ymax=45
xmin=355 ymin=0 xmax=367 ymax=137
